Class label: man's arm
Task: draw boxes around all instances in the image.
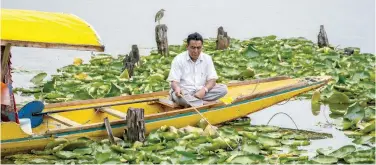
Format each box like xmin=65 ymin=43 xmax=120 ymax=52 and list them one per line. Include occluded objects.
xmin=171 ymin=81 xmax=182 ymax=97
xmin=204 ymin=79 xmax=216 ymax=92
xmin=167 ymin=58 xmax=182 ymax=97
xmin=194 ymin=79 xmax=216 ymax=99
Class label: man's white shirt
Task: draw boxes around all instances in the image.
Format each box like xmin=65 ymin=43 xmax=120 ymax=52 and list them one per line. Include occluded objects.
xmin=167 ymin=51 xmax=218 ymax=93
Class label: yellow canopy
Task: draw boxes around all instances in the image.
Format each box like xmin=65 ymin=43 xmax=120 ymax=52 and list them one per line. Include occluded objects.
xmin=1 ymin=9 xmax=104 ymax=52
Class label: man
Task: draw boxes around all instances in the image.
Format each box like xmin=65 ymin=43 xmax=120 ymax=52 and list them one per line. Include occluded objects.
xmin=167 ymin=32 xmax=228 ymax=107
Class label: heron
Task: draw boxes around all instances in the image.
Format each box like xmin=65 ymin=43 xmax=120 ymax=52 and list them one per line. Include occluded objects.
xmin=155 ymin=9 xmax=165 ymax=25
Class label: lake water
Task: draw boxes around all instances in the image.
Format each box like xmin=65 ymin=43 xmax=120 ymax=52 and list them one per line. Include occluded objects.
xmin=2 ymin=0 xmax=375 ymax=151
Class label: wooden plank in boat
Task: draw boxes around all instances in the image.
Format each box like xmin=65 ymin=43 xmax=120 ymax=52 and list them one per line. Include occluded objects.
xmin=145 ymin=101 xmax=224 ymax=120
xmin=157 ymin=98 xmax=180 ymax=108
xmin=44 ymin=91 xmax=168 ymax=109
xmin=46 ymin=114 xmax=81 ymax=127
xmin=99 ymin=107 xmax=127 ymax=119
xmin=45 ymin=101 xmax=223 ymax=135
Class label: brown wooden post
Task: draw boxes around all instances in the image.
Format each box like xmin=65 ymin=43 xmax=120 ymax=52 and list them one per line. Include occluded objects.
xmin=216 ymin=26 xmax=230 ymax=50
xmin=126 ymin=107 xmax=145 ymax=142
xmin=317 ymin=25 xmax=329 ymax=48
xmin=130 ymin=45 xmax=140 ymax=66
xmin=104 ymin=117 xmax=116 ymax=145
xmin=155 ymin=24 xmax=169 ymax=56
xmin=122 ymin=45 xmax=139 ymax=77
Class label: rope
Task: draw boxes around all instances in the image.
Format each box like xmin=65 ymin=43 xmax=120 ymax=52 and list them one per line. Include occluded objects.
xmin=266 ymin=112 xmax=299 ymax=130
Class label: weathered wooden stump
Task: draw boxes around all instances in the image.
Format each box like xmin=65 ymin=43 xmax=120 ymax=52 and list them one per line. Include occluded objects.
xmin=216 ymin=26 xmax=230 ymax=50
xmin=155 ymin=24 xmax=169 ymax=56
xmin=126 ymin=107 xmax=145 ymax=142
xmin=130 ymin=45 xmax=140 ymax=66
xmin=317 ymin=25 xmax=329 ymax=48
xmin=122 ymin=45 xmax=140 ymax=77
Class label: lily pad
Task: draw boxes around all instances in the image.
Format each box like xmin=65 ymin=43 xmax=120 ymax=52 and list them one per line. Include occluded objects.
xmin=242 ymin=143 xmax=260 ymax=154
xmin=230 ymin=154 xmax=265 ymax=164
xmin=328 ymin=145 xmax=356 ymax=158
xmin=256 ymin=137 xmax=281 ymax=148
xmin=344 ymin=102 xmax=365 ymax=123
xmin=31 ymin=72 xmax=47 ymax=85
xmin=326 ymin=91 xmax=350 ymax=104
xmin=311 ymin=155 xmax=338 ymax=164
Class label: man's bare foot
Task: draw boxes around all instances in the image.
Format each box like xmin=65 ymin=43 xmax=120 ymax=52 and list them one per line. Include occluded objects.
xmin=203 ymin=100 xmax=218 ymax=105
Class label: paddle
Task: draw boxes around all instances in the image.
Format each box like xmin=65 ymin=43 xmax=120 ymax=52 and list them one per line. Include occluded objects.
xmin=18 ymin=98 xmax=159 ymax=128
xmin=17 ymin=101 xmax=45 ymax=128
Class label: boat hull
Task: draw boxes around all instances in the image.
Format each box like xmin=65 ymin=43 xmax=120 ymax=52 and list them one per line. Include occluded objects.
xmin=1 ymin=77 xmax=328 ymax=156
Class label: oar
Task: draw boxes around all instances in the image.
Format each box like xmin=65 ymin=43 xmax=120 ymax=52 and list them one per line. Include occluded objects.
xmin=18 ymin=98 xmax=159 ymax=128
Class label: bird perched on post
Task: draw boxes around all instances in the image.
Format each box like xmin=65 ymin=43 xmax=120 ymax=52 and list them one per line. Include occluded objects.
xmin=155 ymin=9 xmax=165 ymax=25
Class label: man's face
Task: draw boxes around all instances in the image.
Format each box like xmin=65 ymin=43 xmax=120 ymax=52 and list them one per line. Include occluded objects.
xmin=187 ymin=40 xmax=203 ymax=61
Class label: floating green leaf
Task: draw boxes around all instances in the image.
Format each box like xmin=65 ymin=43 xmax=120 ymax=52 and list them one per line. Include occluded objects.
xmin=312 ymin=155 xmax=338 ymax=164
xmin=328 ymin=145 xmax=356 ymax=158
xmin=30 ymin=72 xmax=47 ymax=85
xmin=326 ymin=91 xmax=350 ymax=104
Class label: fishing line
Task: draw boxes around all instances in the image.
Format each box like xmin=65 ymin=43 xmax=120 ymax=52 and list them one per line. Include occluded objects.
xmin=180 ymin=96 xmax=236 ymax=151
xmin=266 ymin=112 xmax=299 ymax=130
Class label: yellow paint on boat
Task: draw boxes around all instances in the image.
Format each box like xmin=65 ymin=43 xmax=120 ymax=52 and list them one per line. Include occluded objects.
xmin=0 ymin=76 xmax=331 ymax=156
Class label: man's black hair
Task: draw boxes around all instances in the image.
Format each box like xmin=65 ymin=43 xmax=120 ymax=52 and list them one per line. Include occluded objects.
xmin=187 ymin=32 xmax=203 ymax=44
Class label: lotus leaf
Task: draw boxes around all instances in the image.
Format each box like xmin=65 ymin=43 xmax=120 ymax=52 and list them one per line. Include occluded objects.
xmin=203 ymin=125 xmax=218 ymax=137
xmin=229 ymin=154 xmax=265 ymax=164
xmin=242 ymin=143 xmax=260 ymax=154
xmin=95 ymin=152 xmax=111 ymax=163
xmin=280 ymin=140 xmax=310 ymax=146
xmin=31 ymin=72 xmax=47 ymax=85
xmin=62 ymin=140 xmax=88 ymax=151
xmin=327 ymin=145 xmax=356 ymax=158
xmin=326 ymin=91 xmax=350 ymax=104
xmin=256 ymin=137 xmax=281 ymax=148
xmin=73 ymin=147 xmax=92 ymax=155
xmin=311 ymin=155 xmax=338 ymax=164
xmin=55 ymin=151 xmax=78 ymax=159
xmin=344 ymin=102 xmax=365 ymax=124
xmin=45 ymin=138 xmax=68 ymax=150
xmin=344 ymin=155 xmax=375 ymax=164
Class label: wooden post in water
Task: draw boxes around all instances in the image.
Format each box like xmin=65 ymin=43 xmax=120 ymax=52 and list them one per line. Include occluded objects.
xmin=155 ymin=24 xmax=169 ymax=56
xmin=126 ymin=107 xmax=145 ymax=142
xmin=122 ymin=45 xmax=140 ymax=77
xmin=216 ymin=26 xmax=230 ymax=50
xmin=104 ymin=117 xmax=116 ymax=145
xmin=317 ymin=25 xmax=329 ymax=48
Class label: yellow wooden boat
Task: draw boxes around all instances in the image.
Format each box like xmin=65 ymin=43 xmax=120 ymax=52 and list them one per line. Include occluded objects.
xmin=0 ymin=8 xmax=332 ymax=156
xmin=1 ymin=76 xmax=331 ymax=155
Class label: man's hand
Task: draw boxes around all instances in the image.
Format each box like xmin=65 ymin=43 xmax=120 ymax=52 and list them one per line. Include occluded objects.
xmin=194 ymin=88 xmax=206 ymax=99
xmin=171 ymin=81 xmax=182 ymax=97
xmin=175 ymin=89 xmax=182 ymax=97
